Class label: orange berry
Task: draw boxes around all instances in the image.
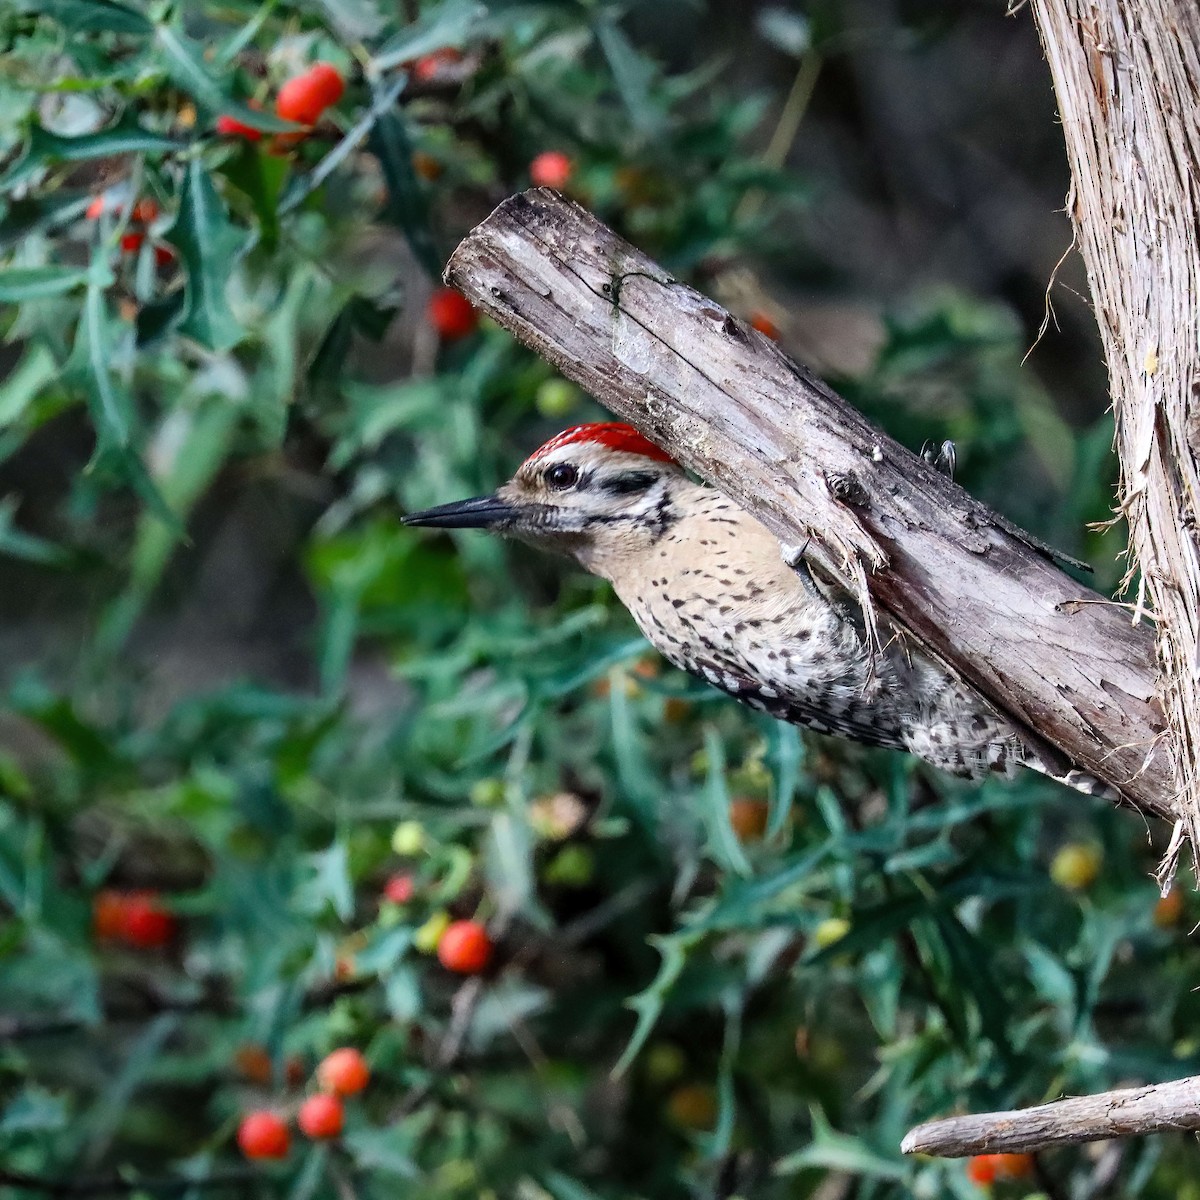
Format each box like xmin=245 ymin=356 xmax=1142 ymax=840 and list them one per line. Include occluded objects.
xmin=216 ymin=114 xmax=263 ymax=141
xmin=237 ymin=1111 xmax=290 ymax=1160
xmin=437 ymin=919 xmax=493 ymax=974
xmin=119 ymin=890 xmax=177 ymax=948
xmin=530 ymin=150 xmax=573 ymax=190
xmin=92 ymin=889 xmax=126 ymax=939
xmin=427 ymin=287 xmax=478 ymax=340
xmin=748 ymin=311 xmax=780 ymax=340
xmin=998 ymin=1154 xmax=1035 ymax=1179
xmin=85 ymin=195 xmax=106 ymax=220
xmin=966 ymin=1153 xmax=1034 ymax=1186
xmin=412 ymin=151 xmax=442 ymax=181
xmin=666 ymin=1083 xmax=718 ymax=1131
xmin=316 ymin=1047 xmax=370 ymax=1096
xmin=1154 ymin=886 xmax=1185 ymax=927
xmin=728 ymin=798 xmax=769 ymax=842
xmin=233 ymin=1043 xmax=273 ymax=1084
xmin=383 ymin=873 xmax=415 ymax=904
xmin=297 ymin=1093 xmax=344 ymax=1139
xmin=131 ymin=198 xmax=159 ymax=223
xmin=412 ymin=48 xmax=463 ymax=82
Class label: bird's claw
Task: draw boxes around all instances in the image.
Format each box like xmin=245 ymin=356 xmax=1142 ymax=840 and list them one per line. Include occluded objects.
xmin=921 ymin=439 xmax=957 ymax=479
xmin=781 ymin=539 xmax=811 ymax=570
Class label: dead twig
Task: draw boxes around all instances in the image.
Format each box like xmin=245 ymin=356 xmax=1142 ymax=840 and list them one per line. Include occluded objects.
xmin=901 ymin=1076 xmax=1200 ymax=1157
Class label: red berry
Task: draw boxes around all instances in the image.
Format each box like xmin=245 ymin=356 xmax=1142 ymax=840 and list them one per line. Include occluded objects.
xmin=153 ymin=245 xmax=175 ymax=267
xmin=306 ymin=62 xmax=344 ymax=108
xmin=276 ymin=63 xmax=343 ymax=126
xmin=530 ymin=150 xmax=573 ymax=190
xmin=85 ymin=195 xmax=106 ymax=220
xmin=427 ymin=288 xmax=478 ymax=340
xmin=120 ymin=231 xmax=145 ymax=253
xmin=119 ymin=890 xmax=177 ymax=948
xmin=412 ymin=48 xmax=463 ymax=82
xmin=383 ymin=873 xmax=414 ymax=904
xmin=437 ymin=919 xmax=493 ymax=974
xmin=216 ymin=114 xmax=263 ymax=141
xmin=297 ymin=1093 xmax=344 ymax=1140
xmin=237 ymin=1111 xmax=290 ymax=1160
xmin=316 ymin=1047 xmax=370 ymax=1096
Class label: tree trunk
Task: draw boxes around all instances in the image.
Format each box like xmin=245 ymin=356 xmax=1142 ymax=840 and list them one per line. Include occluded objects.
xmin=1030 ymin=0 xmax=1200 ymax=861
xmin=446 ymin=189 xmax=1174 ymax=828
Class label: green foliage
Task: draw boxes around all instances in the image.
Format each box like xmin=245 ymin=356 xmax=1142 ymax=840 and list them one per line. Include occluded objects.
xmin=0 ymin=2 xmax=1191 ymax=1199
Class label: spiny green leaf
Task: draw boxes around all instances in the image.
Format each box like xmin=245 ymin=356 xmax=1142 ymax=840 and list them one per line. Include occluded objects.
xmin=0 ymin=343 xmax=59 ymax=427
xmin=0 ymin=265 xmax=91 ymax=303
xmin=766 ymin=721 xmax=802 ymax=838
xmin=775 ymin=1107 xmax=908 ymax=1179
xmin=79 ymin=279 xmax=132 ymax=448
xmin=166 ymin=158 xmax=248 ymax=351
xmin=614 ymin=929 xmax=703 ymax=1076
xmin=0 ymin=497 xmax=73 ymax=567
xmin=2 ymin=120 xmax=183 ymax=190
xmin=595 ymin=15 xmax=663 ymax=137
xmin=700 ymin=727 xmax=752 ymax=877
xmin=15 ymin=0 xmax=152 ymax=34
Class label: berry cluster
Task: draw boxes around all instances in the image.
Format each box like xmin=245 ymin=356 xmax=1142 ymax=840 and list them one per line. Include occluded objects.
xmin=237 ymin=1047 xmax=370 ymax=1160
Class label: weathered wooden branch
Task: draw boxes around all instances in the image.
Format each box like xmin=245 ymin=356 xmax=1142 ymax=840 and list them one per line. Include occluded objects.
xmin=446 ymin=188 xmax=1173 ymax=824
xmin=901 ymin=1075 xmax=1200 ymax=1157
xmin=1030 ymin=0 xmax=1200 ymax=858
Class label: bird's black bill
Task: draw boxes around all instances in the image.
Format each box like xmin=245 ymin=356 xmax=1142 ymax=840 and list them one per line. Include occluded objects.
xmin=402 ymin=494 xmax=517 ymax=530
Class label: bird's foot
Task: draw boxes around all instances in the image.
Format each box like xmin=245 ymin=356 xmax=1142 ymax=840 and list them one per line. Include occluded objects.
xmin=921 ymin=439 xmax=957 ymax=479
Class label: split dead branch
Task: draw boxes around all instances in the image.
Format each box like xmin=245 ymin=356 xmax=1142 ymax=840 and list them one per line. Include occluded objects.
xmin=446 ymin=187 xmax=1173 ymax=827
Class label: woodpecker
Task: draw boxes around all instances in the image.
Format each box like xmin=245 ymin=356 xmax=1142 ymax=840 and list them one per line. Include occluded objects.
xmin=404 ymin=422 xmax=1108 ymax=795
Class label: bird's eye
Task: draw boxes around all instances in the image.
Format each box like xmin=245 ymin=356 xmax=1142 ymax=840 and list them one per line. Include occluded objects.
xmin=545 ymin=463 xmax=580 ymax=491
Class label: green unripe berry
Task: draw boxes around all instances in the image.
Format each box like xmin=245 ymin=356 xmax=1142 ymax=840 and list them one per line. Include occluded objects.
xmin=535 ymin=378 xmax=581 ymax=417
xmin=391 ymin=820 xmax=426 ymax=856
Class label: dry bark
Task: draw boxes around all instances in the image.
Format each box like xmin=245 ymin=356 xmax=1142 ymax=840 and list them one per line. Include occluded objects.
xmin=1029 ymin=0 xmax=1200 ymax=859
xmin=901 ymin=1075 xmax=1200 ymax=1157
xmin=446 ymin=188 xmax=1174 ymax=824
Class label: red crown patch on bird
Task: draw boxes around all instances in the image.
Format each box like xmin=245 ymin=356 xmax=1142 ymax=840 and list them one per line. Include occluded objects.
xmin=525 ymin=423 xmax=676 ymax=466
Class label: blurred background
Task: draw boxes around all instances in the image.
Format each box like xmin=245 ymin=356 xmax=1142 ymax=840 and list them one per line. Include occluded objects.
xmin=0 ymin=1 xmax=1193 ymax=1197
